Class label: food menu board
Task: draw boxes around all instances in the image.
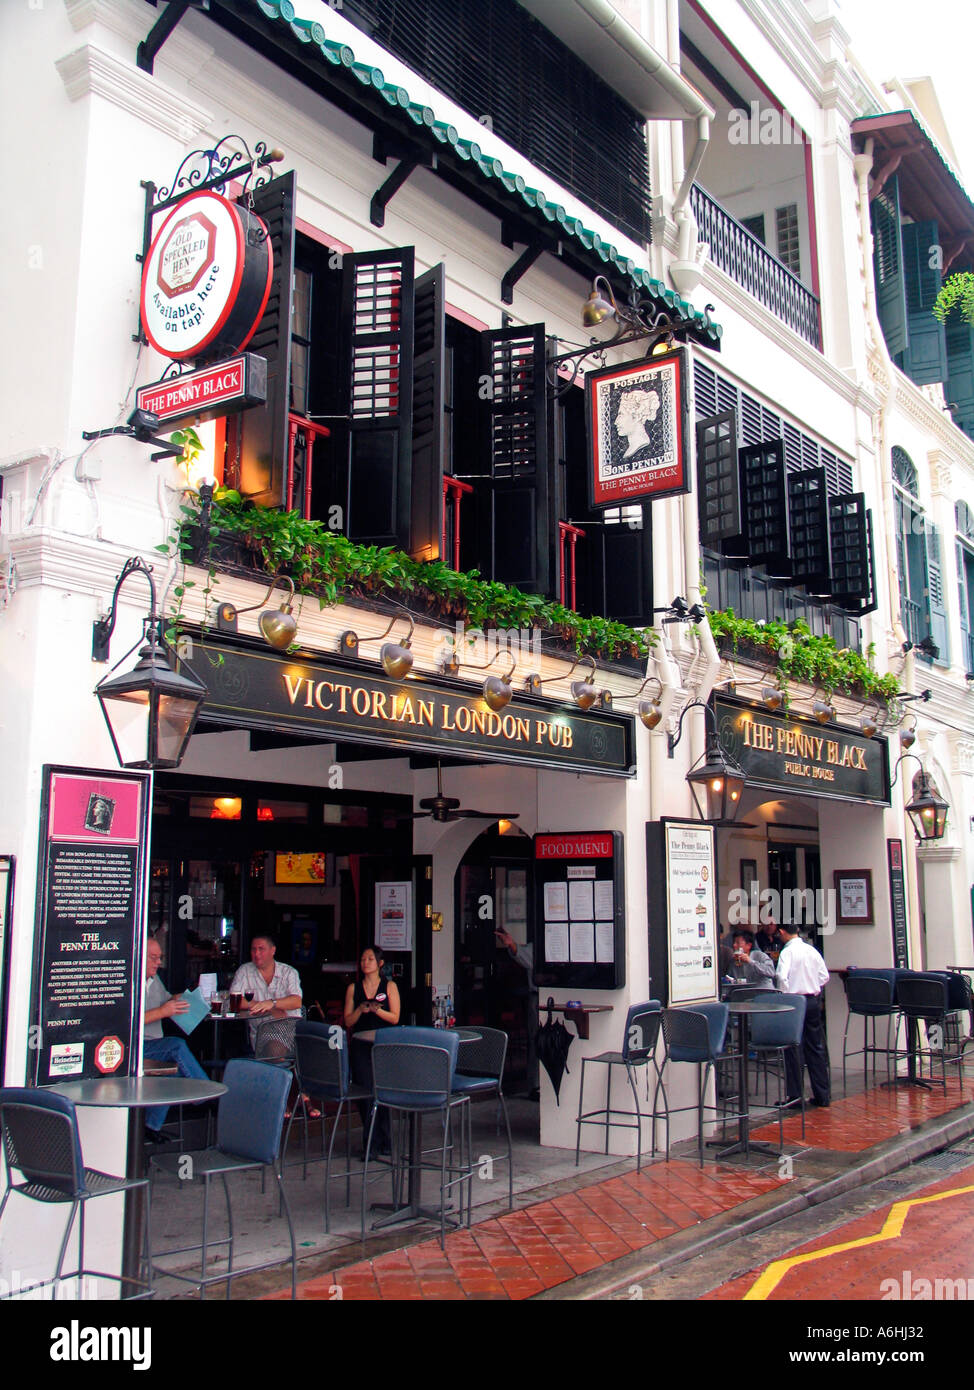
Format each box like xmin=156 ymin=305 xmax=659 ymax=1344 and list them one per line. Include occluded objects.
xmin=31 ymin=767 xmax=150 ymax=1084
xmin=533 ymin=832 xmax=625 ymax=989
xmin=645 ymin=819 xmax=718 ymax=1006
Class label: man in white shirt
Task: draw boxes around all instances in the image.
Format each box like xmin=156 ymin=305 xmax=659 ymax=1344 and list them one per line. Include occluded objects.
xmin=231 ymin=934 xmax=302 ymax=1053
xmin=775 ymin=922 xmax=831 ymax=1108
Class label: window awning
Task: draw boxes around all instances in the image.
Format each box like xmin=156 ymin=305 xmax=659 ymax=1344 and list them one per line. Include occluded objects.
xmin=205 ymin=0 xmax=721 ymax=347
xmin=852 ymin=111 xmax=974 ymax=268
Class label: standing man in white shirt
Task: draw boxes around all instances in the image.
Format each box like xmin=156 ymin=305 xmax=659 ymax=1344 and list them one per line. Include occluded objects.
xmin=775 ymin=922 xmax=831 ymax=1108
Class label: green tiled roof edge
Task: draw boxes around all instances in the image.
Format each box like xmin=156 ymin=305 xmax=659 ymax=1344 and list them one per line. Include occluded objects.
xmin=253 ymin=0 xmax=721 ymax=342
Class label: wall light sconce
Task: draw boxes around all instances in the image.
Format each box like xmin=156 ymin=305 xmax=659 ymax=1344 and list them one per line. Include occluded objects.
xmin=667 ymin=699 xmax=747 ymax=825
xmin=525 ymin=654 xmax=612 ymax=710
xmin=811 ymin=692 xmax=835 ymax=725
xmin=483 ymin=660 xmax=517 ymax=712
xmin=891 ymin=753 xmax=948 ymax=841
xmin=859 ymin=703 xmax=880 ymax=739
xmin=899 ymin=714 xmax=918 ymax=751
xmin=216 ymin=575 xmax=298 ymax=651
xmin=340 ymin=614 xmax=414 ymax=678
xmin=633 ymin=674 xmax=663 ymax=730
xmin=92 ymin=556 xmax=206 ymax=769
xmin=762 ymin=686 xmax=784 ymax=712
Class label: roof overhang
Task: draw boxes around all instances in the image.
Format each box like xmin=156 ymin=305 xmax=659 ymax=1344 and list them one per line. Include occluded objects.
xmin=852 ymin=110 xmax=974 ymax=265
xmin=519 ymin=0 xmax=714 ymax=121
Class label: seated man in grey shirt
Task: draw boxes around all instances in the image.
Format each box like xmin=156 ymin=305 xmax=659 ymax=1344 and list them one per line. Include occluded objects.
xmin=729 ymin=930 xmax=775 ymax=987
xmin=143 ymin=936 xmax=209 ymax=1137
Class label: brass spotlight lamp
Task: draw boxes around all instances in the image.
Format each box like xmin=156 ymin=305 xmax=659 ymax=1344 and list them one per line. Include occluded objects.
xmin=216 ymin=575 xmax=298 ymax=651
xmin=340 ymin=614 xmax=415 ymax=679
xmin=524 ymin=654 xmax=612 ymax=710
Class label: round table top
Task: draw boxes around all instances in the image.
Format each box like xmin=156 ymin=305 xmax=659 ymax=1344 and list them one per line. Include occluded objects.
xmin=47 ymin=1076 xmax=227 ymax=1107
xmin=210 ymin=1007 xmax=290 ymax=1022
xmin=726 ymin=1000 xmax=792 ymax=1014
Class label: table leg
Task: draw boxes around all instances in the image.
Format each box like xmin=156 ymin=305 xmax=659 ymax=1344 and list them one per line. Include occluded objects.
xmin=883 ymin=1016 xmax=932 ymax=1090
xmin=121 ymin=1108 xmax=146 ymax=1299
xmin=709 ymin=1015 xmax=782 ymax=1161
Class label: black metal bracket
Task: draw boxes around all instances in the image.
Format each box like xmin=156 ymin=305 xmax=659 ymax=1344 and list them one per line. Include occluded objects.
xmin=92 ymin=557 xmax=159 ymax=663
xmin=371 ymin=160 xmax=420 ymax=228
xmin=501 ymin=241 xmax=545 ymax=305
xmin=136 ymin=0 xmax=208 ymax=75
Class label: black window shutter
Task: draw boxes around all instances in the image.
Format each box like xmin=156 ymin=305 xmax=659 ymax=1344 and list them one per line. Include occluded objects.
xmin=740 ymin=439 xmax=790 ymax=574
xmin=410 ymin=264 xmax=446 ymax=561
xmin=342 ymin=247 xmax=416 ymax=547
xmin=237 ymin=170 xmax=296 ymax=507
xmin=924 ymin=522 xmax=949 ymax=662
xmin=829 ymin=493 xmax=874 ymax=608
xmin=477 ymin=324 xmax=552 ymax=593
xmin=696 ymin=409 xmax=742 ymax=549
xmin=788 ymin=466 xmax=830 ymax=592
xmin=946 ymin=308 xmax=974 ymax=439
xmin=871 ymin=175 xmax=908 ymax=359
xmin=898 ymin=221 xmax=948 ymax=384
xmin=586 ymin=513 xmax=653 ymax=626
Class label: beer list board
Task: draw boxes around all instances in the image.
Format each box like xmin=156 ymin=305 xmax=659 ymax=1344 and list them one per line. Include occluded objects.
xmin=532 ymin=832 xmax=625 ymax=990
xmin=31 ymin=768 xmax=150 ymax=1084
xmin=646 ymin=819 xmax=718 ymax=1006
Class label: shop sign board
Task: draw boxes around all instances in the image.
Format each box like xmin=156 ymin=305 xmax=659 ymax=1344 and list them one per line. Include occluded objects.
xmin=586 ymin=348 xmax=691 ymax=509
xmin=135 ymin=353 xmax=266 ymax=427
xmin=532 ymin=832 xmax=625 ymax=989
xmin=30 ymin=768 xmax=150 ymax=1085
xmin=713 ymin=695 xmax=890 ymax=805
xmin=886 ymin=838 xmax=910 ymax=968
xmin=140 ymin=190 xmax=273 ymax=361
xmin=645 ymin=819 xmax=718 ymax=1006
xmin=183 ymin=639 xmax=636 ymax=777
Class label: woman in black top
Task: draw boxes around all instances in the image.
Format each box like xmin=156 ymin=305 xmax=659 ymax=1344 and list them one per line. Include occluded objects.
xmin=345 ymin=946 xmax=400 ymax=1154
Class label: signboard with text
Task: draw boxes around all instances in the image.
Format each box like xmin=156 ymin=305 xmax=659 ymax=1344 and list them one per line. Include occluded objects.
xmin=886 ymin=838 xmax=910 ymax=968
xmin=183 ymin=637 xmax=635 ymax=777
xmin=713 ymin=695 xmax=890 ymax=805
xmin=645 ymin=819 xmax=718 ymax=1006
xmin=135 ymin=353 xmax=266 ymax=427
xmin=586 ymin=348 xmax=691 ymax=509
xmin=31 ymin=768 xmax=150 ymax=1084
xmin=532 ymin=832 xmax=625 ymax=989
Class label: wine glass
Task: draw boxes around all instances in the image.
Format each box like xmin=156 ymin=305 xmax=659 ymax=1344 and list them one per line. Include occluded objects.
xmin=244 ymin=990 xmax=255 ymax=1005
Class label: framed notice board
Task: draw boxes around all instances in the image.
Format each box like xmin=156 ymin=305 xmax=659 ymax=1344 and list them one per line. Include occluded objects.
xmin=532 ymin=832 xmax=625 ymax=989
xmin=30 ymin=766 xmax=151 ymax=1085
xmin=646 ymin=819 xmax=718 ymax=1006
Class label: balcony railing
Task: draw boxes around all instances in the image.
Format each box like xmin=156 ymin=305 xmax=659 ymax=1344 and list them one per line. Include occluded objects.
xmin=967 ymin=629 xmax=974 ymax=677
xmin=690 ymin=184 xmax=822 ymax=349
xmin=900 ymin=596 xmax=924 ymax=648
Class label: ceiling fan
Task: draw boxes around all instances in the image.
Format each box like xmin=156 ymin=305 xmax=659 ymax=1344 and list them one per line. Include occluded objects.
xmin=404 ymin=762 xmax=521 ymax=824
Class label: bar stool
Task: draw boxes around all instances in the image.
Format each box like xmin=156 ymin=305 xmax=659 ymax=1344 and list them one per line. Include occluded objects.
xmin=842 ymin=974 xmax=897 ymax=1094
xmin=748 ymin=993 xmax=806 ymax=1145
xmin=574 ymin=1001 xmax=664 ymax=1171
xmin=451 ymin=1027 xmax=514 ymax=1208
xmin=659 ymin=1003 xmax=737 ymax=1167
xmin=897 ymin=977 xmax=966 ymax=1093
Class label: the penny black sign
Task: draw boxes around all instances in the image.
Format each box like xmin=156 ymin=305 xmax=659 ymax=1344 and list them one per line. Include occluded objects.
xmin=31 ymin=768 xmax=150 ymax=1085
xmin=135 ymin=353 xmax=266 ymax=427
xmin=713 ymin=694 xmax=890 ymax=805
xmin=586 ymin=347 xmax=691 ymax=509
xmin=184 ymin=638 xmax=636 ymax=777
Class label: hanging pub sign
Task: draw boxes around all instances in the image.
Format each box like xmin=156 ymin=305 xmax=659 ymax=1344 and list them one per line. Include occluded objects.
xmin=140 ymin=190 xmax=273 ymax=361
xmin=586 ymin=347 xmax=691 ymax=509
xmin=30 ymin=767 xmax=150 ymax=1085
xmin=135 ymin=353 xmax=267 ymax=428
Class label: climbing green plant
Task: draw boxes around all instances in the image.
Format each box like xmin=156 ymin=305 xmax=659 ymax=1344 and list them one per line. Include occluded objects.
xmin=933 ymin=271 xmax=974 ymax=326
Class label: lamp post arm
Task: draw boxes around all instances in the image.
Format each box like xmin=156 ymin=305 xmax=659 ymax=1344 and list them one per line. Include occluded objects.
xmin=92 ymin=557 xmax=159 ymax=663
xmin=890 ymin=751 xmax=923 ymax=790
xmin=667 ymin=697 xmax=709 ymax=756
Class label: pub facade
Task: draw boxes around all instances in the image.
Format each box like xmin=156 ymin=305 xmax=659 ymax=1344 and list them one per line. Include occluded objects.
xmin=0 ymin=0 xmax=970 ymax=1291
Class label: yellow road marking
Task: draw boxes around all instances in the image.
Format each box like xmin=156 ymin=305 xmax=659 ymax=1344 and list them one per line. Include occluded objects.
xmin=743 ymin=1182 xmax=974 ymax=1300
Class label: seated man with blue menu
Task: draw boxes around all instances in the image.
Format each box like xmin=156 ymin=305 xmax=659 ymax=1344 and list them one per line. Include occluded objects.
xmin=143 ymin=935 xmax=209 ymax=1141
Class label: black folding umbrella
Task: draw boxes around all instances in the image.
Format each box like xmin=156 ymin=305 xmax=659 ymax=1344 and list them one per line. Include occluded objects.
xmin=536 ymin=997 xmax=574 ymax=1104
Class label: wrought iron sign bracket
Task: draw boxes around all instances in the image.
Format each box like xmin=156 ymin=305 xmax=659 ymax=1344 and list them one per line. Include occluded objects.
xmin=136 ymin=0 xmax=209 ymax=76
xmin=133 ymin=134 xmax=283 ymax=343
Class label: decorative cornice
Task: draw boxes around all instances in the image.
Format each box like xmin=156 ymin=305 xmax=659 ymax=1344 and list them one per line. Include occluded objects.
xmin=946 ymin=734 xmax=974 ymax=776
xmin=916 ymin=842 xmax=960 ymax=863
xmin=928 ymin=450 xmax=953 ymax=497
xmin=55 ymin=43 xmax=212 ymax=141
xmin=890 ymin=366 xmax=974 ymax=460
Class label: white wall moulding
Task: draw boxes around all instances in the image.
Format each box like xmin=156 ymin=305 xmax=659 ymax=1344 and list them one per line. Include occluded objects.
xmin=55 ymin=44 xmax=212 ymax=141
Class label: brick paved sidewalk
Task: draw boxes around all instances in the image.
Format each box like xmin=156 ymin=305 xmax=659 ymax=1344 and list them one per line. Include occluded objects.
xmin=262 ymin=1077 xmax=974 ymax=1301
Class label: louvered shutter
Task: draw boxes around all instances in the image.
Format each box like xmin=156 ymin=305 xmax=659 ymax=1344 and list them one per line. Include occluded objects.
xmin=788 ymin=467 xmax=830 ymax=591
xmin=740 ymin=439 xmax=790 ymax=573
xmin=342 ymin=247 xmax=415 ymax=547
xmin=696 ymin=410 xmax=742 ymax=548
xmin=410 ymin=264 xmax=446 ymax=561
xmin=924 ymin=523 xmax=949 ymax=661
xmin=957 ymin=542 xmax=971 ymax=672
xmin=946 ymin=310 xmax=974 ymax=439
xmin=898 ymin=222 xmax=948 ymax=384
xmin=577 ymin=511 xmax=654 ymax=625
xmin=478 ymin=324 xmax=552 ymax=592
xmin=829 ymin=493 xmax=874 ymax=608
xmin=871 ymin=175 xmax=908 ymax=358
xmin=237 ymin=171 xmax=296 ymax=507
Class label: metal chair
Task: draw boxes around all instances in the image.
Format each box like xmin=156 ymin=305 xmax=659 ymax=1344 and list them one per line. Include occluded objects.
xmin=150 ymin=1058 xmax=297 ymax=1298
xmin=747 ymin=993 xmax=807 ymax=1146
xmin=896 ymin=977 xmax=966 ymax=1094
xmin=659 ymin=1003 xmax=738 ymax=1167
xmin=0 ymin=1088 xmax=152 ymax=1300
xmin=842 ymin=974 xmax=897 ymax=1094
xmin=283 ymin=1020 xmax=373 ymax=1230
xmin=452 ymin=1026 xmax=514 ymax=1207
xmin=574 ymin=1001 xmax=664 ymax=1172
xmin=364 ymin=1027 xmax=471 ymax=1249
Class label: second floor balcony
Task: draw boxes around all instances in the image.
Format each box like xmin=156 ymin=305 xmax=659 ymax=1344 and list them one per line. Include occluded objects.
xmin=691 ymin=184 xmax=822 ymax=350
